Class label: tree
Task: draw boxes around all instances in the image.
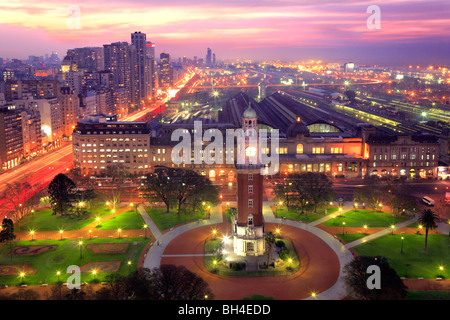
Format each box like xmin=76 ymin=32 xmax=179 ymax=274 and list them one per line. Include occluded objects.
xmin=418 ymin=209 xmax=439 ymax=252
xmin=94 ymin=273 xmax=128 ymax=300
xmin=143 ymin=167 xmax=219 ymax=215
xmin=264 ymin=231 xmax=276 ymax=267
xmin=382 ymin=179 xmax=416 ymax=216
xmin=186 ymin=174 xmax=220 ymax=213
xmin=298 ymin=172 xmax=334 ymax=213
xmin=343 ymin=256 xmax=407 ymax=300
xmin=150 ymin=264 xmax=213 ymax=300
xmin=124 ymin=268 xmax=155 ymax=300
xmin=353 ymin=176 xmax=383 ymax=211
xmin=142 ymin=167 xmax=178 ymax=213
xmin=0 ymin=182 xmax=42 ymax=228
xmin=0 ymin=217 xmax=16 ymax=260
xmin=48 ymin=174 xmax=76 ymax=216
xmin=71 ymin=188 xmax=96 ymax=216
xmin=65 ymin=288 xmax=86 ymax=300
xmin=102 ymin=164 xmax=130 ymax=211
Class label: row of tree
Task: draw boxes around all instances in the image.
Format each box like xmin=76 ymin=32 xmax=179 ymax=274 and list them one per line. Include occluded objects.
xmin=0 ymin=265 xmax=213 ymax=300
xmin=142 ymin=167 xmax=220 ymax=215
xmin=272 ymin=172 xmax=334 ymax=214
xmin=353 ymin=176 xmax=416 ymax=214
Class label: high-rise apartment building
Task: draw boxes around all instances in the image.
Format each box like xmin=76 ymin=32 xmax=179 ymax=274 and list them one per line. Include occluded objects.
xmin=0 ymin=105 xmax=23 ymax=169
xmin=159 ymin=53 xmax=172 ymax=88
xmin=131 ymin=32 xmax=149 ymax=107
xmin=59 ymin=86 xmax=80 ymax=138
xmin=145 ymin=41 xmax=156 ymax=98
xmin=103 ymin=42 xmax=132 ymax=111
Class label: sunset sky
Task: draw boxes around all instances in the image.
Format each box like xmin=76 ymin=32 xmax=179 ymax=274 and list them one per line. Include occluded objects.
xmin=1 ymin=0 xmax=449 ymax=65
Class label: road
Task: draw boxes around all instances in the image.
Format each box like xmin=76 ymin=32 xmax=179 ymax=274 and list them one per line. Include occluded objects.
xmin=0 ymin=105 xmax=160 ymax=220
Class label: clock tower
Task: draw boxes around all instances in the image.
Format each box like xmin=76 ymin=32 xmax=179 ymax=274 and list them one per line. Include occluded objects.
xmin=232 ymin=101 xmax=266 ymax=256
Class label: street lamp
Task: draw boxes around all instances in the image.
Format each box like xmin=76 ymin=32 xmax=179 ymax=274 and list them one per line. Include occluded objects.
xmin=342 ymin=222 xmax=346 ymax=235
xmin=20 ymin=272 xmax=25 ymax=285
xmin=96 ymin=217 xmax=100 ymax=226
xmin=143 ymin=224 xmax=148 ymax=239
xmin=89 ymin=230 xmax=92 ymax=240
xmin=401 ymin=236 xmax=404 ymax=253
xmin=212 ymin=229 xmax=217 ymax=240
xmin=59 ymin=230 xmax=64 ymax=240
xmin=92 ymin=270 xmax=97 ymax=281
xmin=118 ymin=228 xmax=122 ymax=239
xmin=56 ymin=271 xmax=61 ymax=283
xmin=391 ymin=225 xmax=395 ymax=235
xmin=30 ymin=230 xmax=35 ymax=241
xmin=339 ymin=207 xmax=343 ymax=216
xmin=79 ymin=241 xmax=83 ymax=259
xmin=127 ymin=260 xmax=132 ymax=273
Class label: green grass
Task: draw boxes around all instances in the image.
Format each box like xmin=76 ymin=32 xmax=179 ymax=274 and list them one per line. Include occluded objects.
xmin=0 ymin=237 xmax=151 ymax=287
xmin=405 ymin=291 xmax=450 ymax=300
xmin=354 ymin=234 xmax=450 ymax=279
xmin=324 ymin=210 xmax=410 ymax=228
xmin=16 ymin=207 xmax=113 ymax=232
xmin=335 ymin=233 xmax=367 ymax=243
xmin=96 ymin=210 xmax=144 ymax=230
xmin=275 ymin=206 xmax=339 ymax=222
xmin=147 ymin=207 xmax=205 ymax=231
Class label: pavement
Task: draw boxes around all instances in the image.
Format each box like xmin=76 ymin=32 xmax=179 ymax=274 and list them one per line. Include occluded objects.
xmin=262 ymin=202 xmax=354 ymax=300
xmin=142 ymin=204 xmax=223 ymax=270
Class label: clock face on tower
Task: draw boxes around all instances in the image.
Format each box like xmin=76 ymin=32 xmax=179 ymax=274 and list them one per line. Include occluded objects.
xmin=245 ymin=146 xmax=257 ymax=157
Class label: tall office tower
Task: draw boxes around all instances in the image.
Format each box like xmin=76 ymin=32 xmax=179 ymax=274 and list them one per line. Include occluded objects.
xmin=59 ymin=86 xmax=80 ymax=138
xmin=131 ymin=31 xmax=148 ymax=108
xmin=160 ymin=53 xmax=172 ymax=88
xmin=145 ymin=41 xmax=156 ymax=98
xmin=103 ymin=42 xmax=132 ymax=110
xmin=0 ymin=105 xmax=23 ymax=169
xmin=206 ymin=48 xmax=212 ymax=67
xmin=212 ymin=53 xmax=216 ymax=67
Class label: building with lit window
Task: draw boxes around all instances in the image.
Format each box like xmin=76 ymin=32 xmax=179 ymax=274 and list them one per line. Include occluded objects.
xmin=72 ymin=114 xmax=151 ymax=175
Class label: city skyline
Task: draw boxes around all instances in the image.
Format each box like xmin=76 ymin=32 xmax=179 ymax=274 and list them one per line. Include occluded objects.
xmin=0 ymin=0 xmax=449 ymax=65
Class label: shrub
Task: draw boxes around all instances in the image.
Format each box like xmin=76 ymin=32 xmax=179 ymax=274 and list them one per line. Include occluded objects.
xmin=275 ymin=240 xmax=286 ymax=248
xmin=231 ymin=263 xmax=244 ymax=271
xmin=278 ymin=248 xmax=290 ymax=261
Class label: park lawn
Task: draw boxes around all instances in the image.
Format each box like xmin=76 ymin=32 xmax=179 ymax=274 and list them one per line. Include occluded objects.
xmin=335 ymin=233 xmax=367 ymax=243
xmin=147 ymin=207 xmax=205 ymax=231
xmin=96 ymin=210 xmax=144 ymax=230
xmin=0 ymin=237 xmax=151 ymax=287
xmin=323 ymin=210 xmax=409 ymax=228
xmin=16 ymin=207 xmax=113 ymax=232
xmin=276 ymin=206 xmax=339 ymax=223
xmin=405 ymin=291 xmax=450 ymax=300
xmin=353 ymin=234 xmax=450 ymax=279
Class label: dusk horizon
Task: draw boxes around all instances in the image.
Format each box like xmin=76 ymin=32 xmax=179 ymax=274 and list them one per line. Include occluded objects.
xmin=1 ymin=0 xmax=449 ymax=65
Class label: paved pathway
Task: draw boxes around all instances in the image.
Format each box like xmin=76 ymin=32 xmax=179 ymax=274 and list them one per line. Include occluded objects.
xmin=261 ymin=202 xmax=354 ymax=300
xmin=142 ymin=204 xmax=223 ymax=270
xmin=345 ymin=216 xmax=419 ymax=249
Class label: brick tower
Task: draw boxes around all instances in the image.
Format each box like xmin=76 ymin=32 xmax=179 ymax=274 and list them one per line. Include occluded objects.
xmin=232 ymin=101 xmax=266 ymax=256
